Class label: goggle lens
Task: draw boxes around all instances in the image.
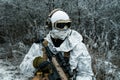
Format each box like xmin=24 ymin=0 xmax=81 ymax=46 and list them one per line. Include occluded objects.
xmin=56 ymin=23 xmax=71 ymax=30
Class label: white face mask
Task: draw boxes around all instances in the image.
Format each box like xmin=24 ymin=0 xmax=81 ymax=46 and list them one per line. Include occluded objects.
xmin=50 ymin=29 xmax=71 ymax=40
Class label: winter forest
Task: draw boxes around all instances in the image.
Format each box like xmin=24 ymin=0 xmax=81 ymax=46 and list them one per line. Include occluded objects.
xmin=0 ymin=0 xmax=120 ymax=80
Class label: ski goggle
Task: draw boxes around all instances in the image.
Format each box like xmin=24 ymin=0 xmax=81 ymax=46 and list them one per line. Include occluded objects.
xmin=54 ymin=20 xmax=71 ymax=30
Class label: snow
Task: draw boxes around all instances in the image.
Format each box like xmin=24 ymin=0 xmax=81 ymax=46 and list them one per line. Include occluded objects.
xmin=0 ymin=59 xmax=28 ymax=80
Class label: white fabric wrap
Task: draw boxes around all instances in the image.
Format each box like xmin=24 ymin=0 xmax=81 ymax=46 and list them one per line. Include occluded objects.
xmin=19 ymin=43 xmax=43 ymax=77
xmin=50 ymin=29 xmax=71 ymax=40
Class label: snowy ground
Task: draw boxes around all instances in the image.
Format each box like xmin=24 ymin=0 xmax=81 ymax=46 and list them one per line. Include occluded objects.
xmin=0 ymin=58 xmax=120 ymax=80
xmin=0 ymin=59 xmax=28 ymax=80
xmin=0 ymin=42 xmax=120 ymax=80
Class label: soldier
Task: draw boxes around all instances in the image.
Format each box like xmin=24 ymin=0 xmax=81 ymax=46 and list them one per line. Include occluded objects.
xmin=20 ymin=9 xmax=94 ymax=80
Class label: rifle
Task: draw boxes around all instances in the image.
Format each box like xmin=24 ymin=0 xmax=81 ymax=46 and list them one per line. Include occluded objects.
xmin=42 ymin=40 xmax=73 ymax=80
xmin=55 ymin=52 xmax=73 ymax=78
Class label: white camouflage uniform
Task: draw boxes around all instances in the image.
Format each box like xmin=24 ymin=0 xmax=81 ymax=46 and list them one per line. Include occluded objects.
xmin=20 ymin=29 xmax=94 ymax=80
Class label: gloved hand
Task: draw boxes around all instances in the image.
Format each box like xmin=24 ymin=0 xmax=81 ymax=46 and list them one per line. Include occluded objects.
xmin=33 ymin=56 xmax=44 ymax=68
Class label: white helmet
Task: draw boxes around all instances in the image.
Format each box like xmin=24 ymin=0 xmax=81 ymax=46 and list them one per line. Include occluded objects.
xmin=50 ymin=10 xmax=71 ymax=23
xmin=46 ymin=9 xmax=71 ymax=30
